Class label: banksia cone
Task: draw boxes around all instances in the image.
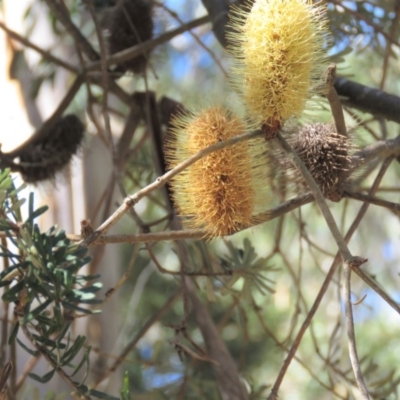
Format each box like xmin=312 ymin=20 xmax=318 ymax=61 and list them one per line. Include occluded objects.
xmin=166 ymin=106 xmax=270 ymax=237
xmin=286 ymin=123 xmax=352 ymax=201
xmin=19 ymin=114 xmax=84 ymax=184
xmin=228 ymin=0 xmax=328 ymax=136
xmin=105 ymin=0 xmax=153 ymax=74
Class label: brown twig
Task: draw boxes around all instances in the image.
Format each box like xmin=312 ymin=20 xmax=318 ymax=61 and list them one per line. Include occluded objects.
xmin=351 ymin=267 xmax=400 ymax=315
xmin=84 ymin=15 xmax=210 ymax=72
xmin=379 ymin=0 xmax=400 ymax=89
xmin=350 ymin=134 xmax=400 ymax=172
xmin=0 ymin=21 xmax=77 ymax=72
xmin=93 ymin=288 xmax=182 ymax=387
xmin=169 ymin=340 xmax=219 ymax=365
xmin=325 ymin=64 xmax=347 ymax=137
xmin=328 ymin=0 xmax=400 ymax=47
xmin=0 ymin=362 xmax=12 ymax=399
xmin=343 ymin=257 xmax=370 ymax=400
xmin=82 ymin=0 xmax=114 ymax=147
xmin=254 ymin=310 xmax=348 ymax=399
xmin=157 ymin=2 xmax=228 ymax=78
xmin=343 ymin=190 xmax=400 ymax=216
xmin=184 ymin=277 xmax=249 ymax=400
xmin=42 ymin=0 xmax=99 ymax=61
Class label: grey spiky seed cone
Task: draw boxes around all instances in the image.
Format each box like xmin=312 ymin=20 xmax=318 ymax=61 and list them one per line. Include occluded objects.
xmin=286 ymin=123 xmax=352 ymax=201
xmin=106 ymin=0 xmax=154 ymax=74
xmin=19 ymin=114 xmax=84 ymax=183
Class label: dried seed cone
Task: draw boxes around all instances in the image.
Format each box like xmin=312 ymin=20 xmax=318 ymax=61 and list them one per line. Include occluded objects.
xmin=166 ymin=106 xmax=270 ymax=237
xmin=106 ymin=0 xmax=153 ymax=74
xmin=19 ymin=114 xmax=85 ymax=183
xmin=287 ymin=123 xmax=352 ymax=201
xmin=228 ymin=0 xmax=328 ymax=133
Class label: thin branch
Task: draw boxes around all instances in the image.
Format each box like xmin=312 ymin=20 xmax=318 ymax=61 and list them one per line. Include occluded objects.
xmin=254 ymin=310 xmax=348 ymax=399
xmin=352 ymin=266 xmax=400 ymax=315
xmin=0 ymin=21 xmax=77 ymax=72
xmin=325 ymin=64 xmax=347 ymax=137
xmin=328 ymin=0 xmax=400 ymax=47
xmin=60 ymin=193 xmax=313 ymax=244
xmin=158 ymin=3 xmax=228 ymax=77
xmin=379 ymin=0 xmax=400 ymax=90
xmin=93 ymin=288 xmax=182 ymax=387
xmin=343 ymin=257 xmax=370 ymax=400
xmin=169 ymin=340 xmax=219 ymax=365
xmin=82 ymin=0 xmax=114 ymax=149
xmin=350 ymin=134 xmax=400 ymax=172
xmin=0 ymin=362 xmax=12 ymax=397
xmin=184 ymin=277 xmax=249 ymax=400
xmin=84 ymin=15 xmax=210 ymax=72
xmin=343 ymin=191 xmax=400 ymax=216
xmin=42 ymin=0 xmax=99 ymax=61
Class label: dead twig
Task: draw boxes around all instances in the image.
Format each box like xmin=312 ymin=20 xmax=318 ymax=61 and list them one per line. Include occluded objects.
xmin=0 ymin=21 xmax=77 ymax=72
xmin=343 ymin=190 xmax=400 ymax=216
xmin=325 ymin=64 xmax=347 ymax=137
xmin=343 ymin=257 xmax=370 ymax=400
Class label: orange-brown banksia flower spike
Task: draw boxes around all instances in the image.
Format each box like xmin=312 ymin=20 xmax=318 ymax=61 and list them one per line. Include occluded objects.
xmin=228 ymin=0 xmax=329 ymax=136
xmin=165 ymin=106 xmax=270 ymax=237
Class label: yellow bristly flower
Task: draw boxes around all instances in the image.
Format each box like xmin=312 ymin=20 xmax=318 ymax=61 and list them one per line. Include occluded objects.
xmin=166 ymin=106 xmax=270 ymax=237
xmin=228 ymin=0 xmax=329 ymax=134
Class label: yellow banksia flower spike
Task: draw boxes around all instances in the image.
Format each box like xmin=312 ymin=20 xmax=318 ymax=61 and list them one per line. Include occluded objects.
xmin=165 ymin=105 xmax=270 ymax=237
xmin=227 ymin=0 xmax=329 ymax=136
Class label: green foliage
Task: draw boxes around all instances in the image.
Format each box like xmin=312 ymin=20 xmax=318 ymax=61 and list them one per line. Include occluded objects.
xmin=220 ymin=238 xmax=279 ymax=302
xmin=0 ymin=169 xmax=119 ymax=399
